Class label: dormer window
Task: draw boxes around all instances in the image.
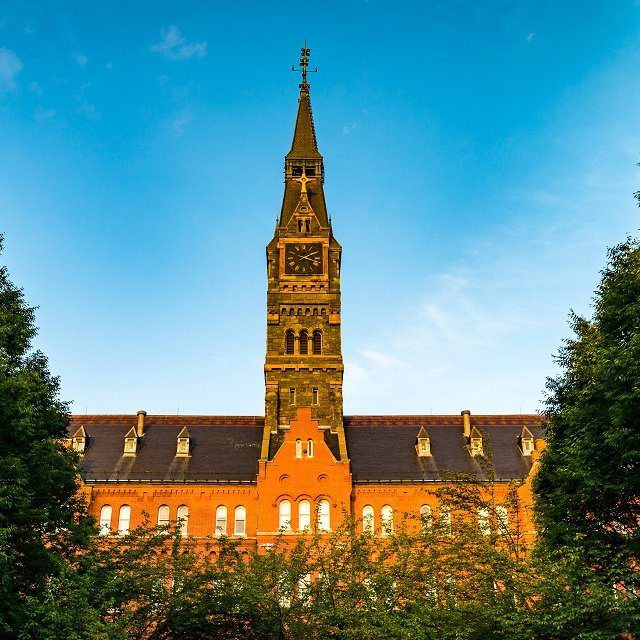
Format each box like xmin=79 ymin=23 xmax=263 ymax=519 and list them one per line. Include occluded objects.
xmin=469 ymin=427 xmax=484 ymax=457
xmin=176 ymin=427 xmax=191 ymax=457
xmin=123 ymin=427 xmax=138 ymax=456
xmin=305 ymin=166 xmax=316 ymax=177
xmin=292 ymin=165 xmax=303 ymax=177
xmin=519 ymin=427 xmax=535 ymax=456
xmin=71 ymin=426 xmax=87 ymax=454
xmin=415 ymin=426 xmax=431 ymax=457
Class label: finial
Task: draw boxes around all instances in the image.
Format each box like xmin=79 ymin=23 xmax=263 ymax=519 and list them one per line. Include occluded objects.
xmin=291 ymin=43 xmax=317 ymax=91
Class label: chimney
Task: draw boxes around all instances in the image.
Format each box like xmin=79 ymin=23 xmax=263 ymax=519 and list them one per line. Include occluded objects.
xmin=461 ymin=410 xmax=471 ymax=439
xmin=136 ymin=410 xmax=147 ymax=437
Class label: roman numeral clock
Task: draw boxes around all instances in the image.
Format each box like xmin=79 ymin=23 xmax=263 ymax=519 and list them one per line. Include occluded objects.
xmin=284 ymin=243 xmax=323 ymax=275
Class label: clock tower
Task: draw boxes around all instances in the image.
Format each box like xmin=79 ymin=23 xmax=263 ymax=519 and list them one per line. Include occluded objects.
xmin=261 ymin=48 xmax=347 ymax=461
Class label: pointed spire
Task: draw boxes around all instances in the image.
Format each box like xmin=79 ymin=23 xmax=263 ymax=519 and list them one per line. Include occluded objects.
xmin=287 ymin=46 xmax=322 ymax=159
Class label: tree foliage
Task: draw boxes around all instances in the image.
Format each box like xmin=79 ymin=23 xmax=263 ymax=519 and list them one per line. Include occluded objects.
xmin=0 ymin=236 xmax=94 ymax=638
xmin=534 ymin=236 xmax=640 ymax=565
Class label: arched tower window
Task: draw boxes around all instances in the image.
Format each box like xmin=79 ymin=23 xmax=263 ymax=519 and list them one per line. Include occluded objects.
xmin=99 ymin=505 xmax=112 ymax=535
xmin=299 ymin=330 xmax=309 ymax=355
xmin=295 ymin=439 xmax=303 ymax=458
xmin=306 ymin=439 xmax=314 ymax=458
xmin=215 ymin=505 xmax=227 ymax=537
xmin=312 ymin=330 xmax=322 ymax=355
xmin=279 ymin=500 xmax=291 ymax=530
xmin=177 ymin=505 xmax=189 ymax=537
xmin=317 ymin=499 xmax=330 ymax=531
xmin=285 ymin=330 xmax=295 ymax=354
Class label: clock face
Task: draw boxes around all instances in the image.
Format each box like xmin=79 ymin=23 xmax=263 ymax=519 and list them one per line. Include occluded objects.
xmin=284 ymin=243 xmax=323 ymax=275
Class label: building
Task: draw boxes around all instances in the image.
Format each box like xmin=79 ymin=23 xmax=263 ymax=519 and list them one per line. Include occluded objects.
xmin=69 ymin=49 xmax=544 ymax=547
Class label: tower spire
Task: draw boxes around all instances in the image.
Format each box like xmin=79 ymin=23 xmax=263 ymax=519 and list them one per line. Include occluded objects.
xmin=288 ymin=45 xmax=321 ymax=160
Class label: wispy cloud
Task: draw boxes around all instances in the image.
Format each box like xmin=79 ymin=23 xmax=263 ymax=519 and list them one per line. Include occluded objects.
xmin=73 ymin=52 xmax=88 ymax=69
xmin=28 ymin=80 xmax=42 ymax=94
xmin=342 ymin=122 xmax=358 ymax=135
xmin=151 ymin=26 xmax=207 ymax=60
xmin=79 ymin=102 xmax=99 ymax=120
xmin=526 ymin=32 xmax=536 ymax=43
xmin=170 ymin=111 xmax=192 ymax=137
xmin=35 ymin=107 xmax=56 ymax=122
xmin=0 ymin=47 xmax=22 ymax=91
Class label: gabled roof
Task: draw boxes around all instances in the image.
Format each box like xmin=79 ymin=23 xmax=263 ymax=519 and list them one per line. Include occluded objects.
xmin=343 ymin=416 xmax=544 ymax=484
xmin=416 ymin=426 xmax=430 ymax=439
xmin=72 ymin=425 xmax=87 ymax=439
xmin=520 ymin=426 xmax=534 ymax=439
xmin=279 ymin=177 xmax=329 ymax=228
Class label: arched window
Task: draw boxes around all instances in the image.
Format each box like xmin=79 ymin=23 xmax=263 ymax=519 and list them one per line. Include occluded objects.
xmin=285 ymin=330 xmax=295 ymax=354
xmin=234 ymin=506 xmax=246 ymax=536
xmin=440 ymin=504 xmax=452 ymax=535
xmin=381 ymin=505 xmax=394 ymax=536
xmin=177 ymin=505 xmax=189 ymax=537
xmin=279 ymin=500 xmax=291 ymax=530
xmin=99 ymin=505 xmax=112 ymax=535
xmin=157 ymin=504 xmax=170 ymax=530
xmin=420 ymin=504 xmax=432 ymax=529
xmin=317 ymin=499 xmax=330 ymax=531
xmin=295 ymin=439 xmax=303 ymax=459
xmin=118 ymin=505 xmax=131 ymax=535
xmin=299 ymin=500 xmax=311 ymax=530
xmin=496 ymin=505 xmax=508 ymax=535
xmin=312 ymin=330 xmax=322 ymax=354
xmin=215 ymin=505 xmax=227 ymax=537
xmin=362 ymin=505 xmax=374 ymax=533
xmin=299 ymin=330 xmax=309 ymax=355
xmin=306 ymin=439 xmax=314 ymax=458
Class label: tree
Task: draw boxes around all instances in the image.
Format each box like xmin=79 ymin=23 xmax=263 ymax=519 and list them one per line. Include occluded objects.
xmin=532 ymin=223 xmax=640 ymax=637
xmin=0 ymin=236 xmax=95 ymax=637
xmin=534 ymin=236 xmax=640 ymax=565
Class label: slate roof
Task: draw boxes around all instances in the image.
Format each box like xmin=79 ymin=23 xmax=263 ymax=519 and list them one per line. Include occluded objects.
xmin=69 ymin=414 xmax=543 ymax=485
xmin=286 ymin=89 xmax=322 ymax=159
xmin=70 ymin=416 xmax=263 ymax=484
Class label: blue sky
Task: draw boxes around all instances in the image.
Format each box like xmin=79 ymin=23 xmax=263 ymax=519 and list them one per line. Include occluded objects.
xmin=1 ymin=0 xmax=639 ymax=416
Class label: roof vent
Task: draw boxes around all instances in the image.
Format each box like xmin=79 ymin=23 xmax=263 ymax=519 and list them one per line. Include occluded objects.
xmin=123 ymin=427 xmax=138 ymax=457
xmin=519 ymin=426 xmax=535 ymax=457
xmin=176 ymin=427 xmax=191 ymax=457
xmin=415 ymin=426 xmax=431 ymax=457
xmin=71 ymin=426 xmax=87 ymax=454
xmin=469 ymin=427 xmax=484 ymax=457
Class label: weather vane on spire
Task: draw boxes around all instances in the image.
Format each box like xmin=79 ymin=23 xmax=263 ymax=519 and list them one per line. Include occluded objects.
xmin=292 ymin=43 xmax=317 ymax=90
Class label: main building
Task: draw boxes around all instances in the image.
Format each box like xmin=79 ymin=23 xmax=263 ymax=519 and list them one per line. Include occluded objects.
xmin=69 ymin=50 xmax=544 ymax=547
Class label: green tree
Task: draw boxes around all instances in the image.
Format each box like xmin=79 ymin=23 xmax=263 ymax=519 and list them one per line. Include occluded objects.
xmin=534 ymin=236 xmax=640 ymax=565
xmin=0 ymin=237 xmax=95 ymax=638
xmin=532 ymin=216 xmax=640 ymax=636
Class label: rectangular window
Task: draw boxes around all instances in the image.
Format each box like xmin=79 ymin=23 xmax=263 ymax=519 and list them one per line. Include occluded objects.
xmin=289 ymin=388 xmax=296 ymax=405
xmin=312 ymin=388 xmax=318 ymax=405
